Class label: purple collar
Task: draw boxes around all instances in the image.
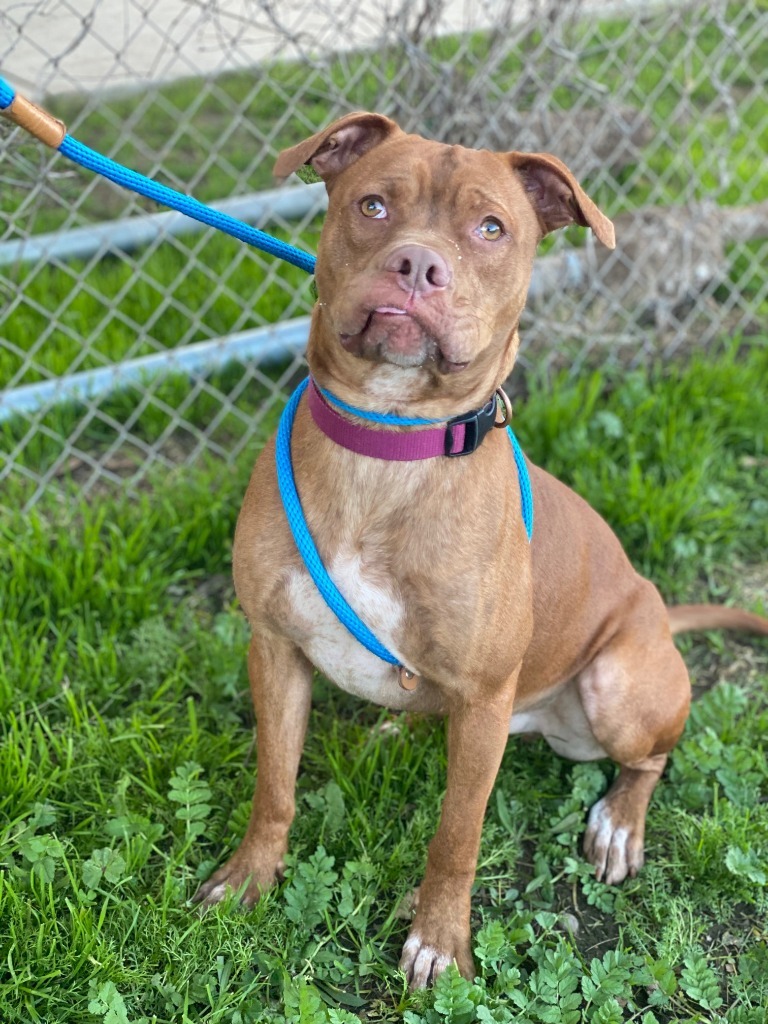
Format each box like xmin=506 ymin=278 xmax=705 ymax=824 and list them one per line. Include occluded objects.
xmin=307 ymin=378 xmax=506 ymax=460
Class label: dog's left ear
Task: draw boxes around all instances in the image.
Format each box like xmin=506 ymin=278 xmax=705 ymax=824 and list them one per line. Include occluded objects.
xmin=508 ymin=152 xmax=616 ymax=249
xmin=275 ymin=112 xmax=402 ymax=184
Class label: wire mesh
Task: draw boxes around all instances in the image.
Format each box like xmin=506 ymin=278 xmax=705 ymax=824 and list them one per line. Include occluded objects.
xmin=1 ymin=0 xmax=766 ymax=507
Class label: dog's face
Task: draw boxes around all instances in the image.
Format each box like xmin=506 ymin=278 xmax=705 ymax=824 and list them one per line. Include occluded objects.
xmin=276 ymin=113 xmax=614 ymax=410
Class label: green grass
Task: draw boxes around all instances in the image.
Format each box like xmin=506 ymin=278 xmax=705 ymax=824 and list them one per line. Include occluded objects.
xmin=1 ymin=344 xmax=767 ymax=1022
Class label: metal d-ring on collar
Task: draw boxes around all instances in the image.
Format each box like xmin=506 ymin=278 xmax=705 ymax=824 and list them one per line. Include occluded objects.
xmin=494 ymin=386 xmax=514 ymax=428
xmin=275 ymin=377 xmax=534 ymax=690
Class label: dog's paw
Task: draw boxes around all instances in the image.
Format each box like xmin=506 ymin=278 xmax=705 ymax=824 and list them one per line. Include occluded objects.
xmin=583 ymin=797 xmax=644 ymax=886
xmin=399 ymin=925 xmax=474 ymax=989
xmin=192 ymin=848 xmax=283 ymax=909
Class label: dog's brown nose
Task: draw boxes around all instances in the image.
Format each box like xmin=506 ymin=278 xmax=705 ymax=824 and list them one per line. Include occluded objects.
xmin=385 ymin=244 xmax=452 ymax=295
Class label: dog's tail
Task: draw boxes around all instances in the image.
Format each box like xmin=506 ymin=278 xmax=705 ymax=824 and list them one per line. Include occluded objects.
xmin=667 ymin=604 xmax=768 ymax=637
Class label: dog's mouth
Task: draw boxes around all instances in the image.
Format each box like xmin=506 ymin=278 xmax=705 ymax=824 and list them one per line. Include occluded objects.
xmin=339 ymin=307 xmax=469 ymax=375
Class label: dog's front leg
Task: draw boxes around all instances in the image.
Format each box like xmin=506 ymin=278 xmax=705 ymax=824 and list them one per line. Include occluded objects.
xmin=400 ymin=676 xmax=519 ymax=988
xmin=194 ymin=632 xmax=313 ymax=907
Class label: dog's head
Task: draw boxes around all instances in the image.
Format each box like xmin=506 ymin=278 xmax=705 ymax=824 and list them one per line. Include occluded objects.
xmin=276 ymin=113 xmax=614 ymax=413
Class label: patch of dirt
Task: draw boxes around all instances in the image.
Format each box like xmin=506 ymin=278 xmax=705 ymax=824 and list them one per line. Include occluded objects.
xmin=188 ymin=572 xmax=235 ymax=611
xmin=687 ymin=635 xmax=768 ymax=699
xmin=472 ymin=836 xmax=622 ymax=959
xmin=732 ymin=562 xmax=768 ymax=613
xmin=681 ymin=569 xmax=768 ymax=698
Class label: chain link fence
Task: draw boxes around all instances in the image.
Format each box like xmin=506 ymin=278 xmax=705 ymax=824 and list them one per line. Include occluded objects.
xmin=1 ymin=0 xmax=766 ymax=507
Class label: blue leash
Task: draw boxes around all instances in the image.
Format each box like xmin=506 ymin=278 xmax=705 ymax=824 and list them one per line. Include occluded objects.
xmin=276 ymin=378 xmax=534 ymax=667
xmin=0 ymin=75 xmax=316 ymax=275
xmin=316 ymin=383 xmax=448 ymax=426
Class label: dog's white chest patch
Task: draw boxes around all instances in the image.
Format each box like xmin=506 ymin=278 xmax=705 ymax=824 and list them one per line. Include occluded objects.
xmin=284 ymin=552 xmax=413 ymax=707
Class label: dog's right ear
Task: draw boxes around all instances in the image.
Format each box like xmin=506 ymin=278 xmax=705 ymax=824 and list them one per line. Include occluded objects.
xmin=274 ymin=112 xmax=401 ymax=183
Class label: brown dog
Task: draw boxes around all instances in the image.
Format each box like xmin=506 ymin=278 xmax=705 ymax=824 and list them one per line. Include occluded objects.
xmin=195 ymin=112 xmax=768 ymax=987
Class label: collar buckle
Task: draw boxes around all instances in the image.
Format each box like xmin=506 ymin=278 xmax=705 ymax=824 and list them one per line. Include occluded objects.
xmin=444 ymin=395 xmax=498 ymax=457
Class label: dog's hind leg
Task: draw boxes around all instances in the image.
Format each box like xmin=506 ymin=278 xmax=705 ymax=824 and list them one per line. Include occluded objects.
xmin=579 ymin=613 xmax=691 ymax=885
xmin=194 ymin=633 xmax=313 ymax=907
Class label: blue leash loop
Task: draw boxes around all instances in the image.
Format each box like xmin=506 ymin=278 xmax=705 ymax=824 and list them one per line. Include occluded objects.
xmin=276 ymin=378 xmax=401 ymax=666
xmin=508 ymin=427 xmax=534 ymax=541
xmin=276 ymin=378 xmax=534 ymax=668
xmin=316 ymin=383 xmax=448 ymax=426
xmin=0 ymin=75 xmax=317 ymax=275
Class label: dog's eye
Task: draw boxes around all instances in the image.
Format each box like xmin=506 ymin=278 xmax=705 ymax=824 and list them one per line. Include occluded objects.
xmin=478 ymin=217 xmax=503 ymax=241
xmin=360 ymin=196 xmax=387 ymax=219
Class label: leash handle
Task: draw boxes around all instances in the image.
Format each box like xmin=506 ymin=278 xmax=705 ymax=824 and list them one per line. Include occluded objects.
xmin=0 ymin=83 xmax=66 ymax=147
xmin=0 ymin=74 xmax=317 ymax=276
